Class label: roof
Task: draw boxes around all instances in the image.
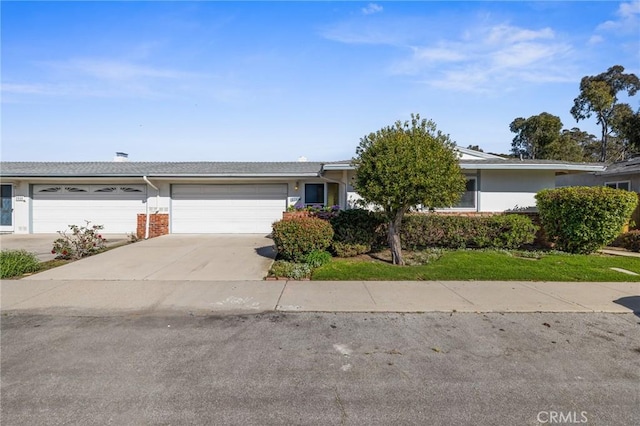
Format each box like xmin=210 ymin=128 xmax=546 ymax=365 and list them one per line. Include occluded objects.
xmin=598 ymin=157 xmax=640 ymax=176
xmin=0 ymin=161 xmax=324 ymax=178
xmin=323 ymin=158 xmax=606 ymax=172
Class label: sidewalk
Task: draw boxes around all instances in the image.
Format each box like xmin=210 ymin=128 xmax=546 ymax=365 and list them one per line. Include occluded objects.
xmin=1 ymin=279 xmax=638 ymax=316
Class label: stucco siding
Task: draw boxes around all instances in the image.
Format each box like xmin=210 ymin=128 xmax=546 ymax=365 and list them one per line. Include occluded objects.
xmin=479 ymin=170 xmax=555 ymax=212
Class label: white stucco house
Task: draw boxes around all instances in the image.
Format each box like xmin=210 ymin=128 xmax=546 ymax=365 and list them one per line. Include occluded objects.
xmin=0 ymin=148 xmax=604 ymax=235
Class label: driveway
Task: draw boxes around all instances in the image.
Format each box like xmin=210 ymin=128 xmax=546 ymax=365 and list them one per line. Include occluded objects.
xmin=22 ymin=234 xmax=276 ymax=281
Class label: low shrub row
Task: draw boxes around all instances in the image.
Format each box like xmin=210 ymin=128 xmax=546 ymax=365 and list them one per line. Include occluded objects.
xmin=399 ymin=214 xmax=538 ymax=250
xmin=271 ymin=210 xmax=538 ymax=262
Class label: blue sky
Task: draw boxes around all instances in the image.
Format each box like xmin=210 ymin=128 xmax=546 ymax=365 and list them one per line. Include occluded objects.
xmin=2 ymin=1 xmax=639 ymax=162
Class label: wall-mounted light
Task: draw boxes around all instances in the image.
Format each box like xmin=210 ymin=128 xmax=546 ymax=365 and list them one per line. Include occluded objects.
xmin=294 ymin=181 xmax=299 ymax=191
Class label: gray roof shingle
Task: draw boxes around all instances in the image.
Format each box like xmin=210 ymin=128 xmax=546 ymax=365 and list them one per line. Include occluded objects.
xmin=0 ymin=162 xmax=325 ymax=177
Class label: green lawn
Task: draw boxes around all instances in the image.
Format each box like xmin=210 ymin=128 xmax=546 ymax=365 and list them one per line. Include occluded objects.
xmin=311 ymin=250 xmax=640 ymax=281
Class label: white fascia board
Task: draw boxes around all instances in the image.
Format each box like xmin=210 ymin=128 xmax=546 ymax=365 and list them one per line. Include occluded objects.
xmin=322 ymin=164 xmax=355 ymax=171
xmin=460 ymin=164 xmax=605 ymax=172
xmin=147 ymin=173 xmax=320 ymax=178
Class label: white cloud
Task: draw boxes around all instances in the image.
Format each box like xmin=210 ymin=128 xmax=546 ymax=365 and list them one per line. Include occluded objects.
xmin=485 ymin=24 xmax=555 ymax=45
xmin=588 ymin=35 xmax=604 ymax=45
xmin=389 ymin=22 xmax=575 ymax=93
xmin=361 ymin=3 xmax=383 ymax=15
xmin=596 ymin=1 xmax=639 ymax=33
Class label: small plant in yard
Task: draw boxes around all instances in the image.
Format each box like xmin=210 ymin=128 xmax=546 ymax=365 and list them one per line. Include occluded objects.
xmin=127 ymin=232 xmax=140 ymax=243
xmin=0 ymin=250 xmax=40 ymax=279
xmin=404 ymin=248 xmax=444 ymax=266
xmin=52 ymin=221 xmax=107 ymax=260
xmin=301 ymin=250 xmax=332 ymax=268
xmin=268 ymin=260 xmax=312 ymax=280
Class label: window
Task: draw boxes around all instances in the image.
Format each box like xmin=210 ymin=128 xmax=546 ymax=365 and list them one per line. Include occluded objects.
xmin=305 ymin=184 xmax=324 ymax=205
xmin=605 ymin=181 xmax=630 ymax=191
xmin=304 ymin=183 xmax=339 ymax=206
xmin=454 ymin=177 xmax=476 ymax=208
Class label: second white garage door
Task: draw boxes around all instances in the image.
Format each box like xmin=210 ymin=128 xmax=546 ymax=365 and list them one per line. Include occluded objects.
xmin=171 ymin=184 xmax=287 ymax=233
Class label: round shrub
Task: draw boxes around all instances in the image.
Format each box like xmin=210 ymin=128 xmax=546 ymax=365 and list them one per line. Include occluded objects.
xmin=272 ymin=217 xmax=334 ymax=261
xmin=535 ymin=186 xmax=638 ymax=254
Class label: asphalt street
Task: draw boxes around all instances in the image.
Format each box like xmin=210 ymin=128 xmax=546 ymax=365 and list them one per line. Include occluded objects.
xmin=2 ymin=312 xmax=639 ymax=425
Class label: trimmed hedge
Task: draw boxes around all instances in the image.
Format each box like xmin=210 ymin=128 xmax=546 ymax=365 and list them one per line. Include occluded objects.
xmin=330 ymin=209 xmax=384 ymax=257
xmin=272 ymin=217 xmax=334 ymax=261
xmin=536 ymin=186 xmax=638 ymax=254
xmin=399 ymin=214 xmax=537 ymax=250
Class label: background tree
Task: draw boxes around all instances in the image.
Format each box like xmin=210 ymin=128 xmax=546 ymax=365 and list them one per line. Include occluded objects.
xmin=466 ymin=144 xmax=483 ymax=152
xmin=353 ymin=114 xmax=466 ymax=265
xmin=509 ymin=112 xmax=563 ymax=159
xmin=610 ymin=104 xmax=640 ymax=153
xmin=570 ymin=65 xmax=640 ymax=162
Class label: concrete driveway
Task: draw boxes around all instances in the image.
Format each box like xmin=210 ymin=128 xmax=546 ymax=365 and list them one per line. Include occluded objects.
xmin=22 ymin=234 xmax=276 ymax=281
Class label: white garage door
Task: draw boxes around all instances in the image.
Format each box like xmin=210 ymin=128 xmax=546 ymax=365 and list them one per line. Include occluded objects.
xmin=32 ymin=184 xmax=147 ymax=233
xmin=171 ymin=184 xmax=287 ymax=233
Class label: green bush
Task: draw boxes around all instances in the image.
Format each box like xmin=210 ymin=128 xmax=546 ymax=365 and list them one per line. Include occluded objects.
xmin=619 ymin=230 xmax=640 ymax=252
xmin=272 ymin=217 xmax=334 ymax=262
xmin=52 ymin=221 xmax=107 ymax=260
xmin=329 ymin=209 xmax=384 ymax=256
xmin=536 ymin=186 xmax=638 ymax=254
xmin=399 ymin=214 xmax=537 ymax=250
xmin=0 ymin=250 xmax=40 ymax=279
xmin=301 ymin=250 xmax=332 ymax=268
xmin=268 ymin=260 xmax=312 ymax=279
xmin=332 ymin=242 xmax=371 ymax=258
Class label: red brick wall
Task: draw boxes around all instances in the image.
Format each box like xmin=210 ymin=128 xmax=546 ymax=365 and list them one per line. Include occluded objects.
xmin=137 ymin=214 xmax=169 ymax=239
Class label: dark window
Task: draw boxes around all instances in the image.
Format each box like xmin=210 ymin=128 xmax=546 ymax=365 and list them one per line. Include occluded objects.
xmin=606 ymin=181 xmax=630 ymax=191
xmin=455 ymin=178 xmax=476 ymax=208
xmin=305 ymin=183 xmax=324 ymax=205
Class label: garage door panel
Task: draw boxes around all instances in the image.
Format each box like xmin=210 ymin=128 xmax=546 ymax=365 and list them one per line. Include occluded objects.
xmin=32 ymin=185 xmax=146 ymax=234
xmin=171 ymin=184 xmax=287 ymax=234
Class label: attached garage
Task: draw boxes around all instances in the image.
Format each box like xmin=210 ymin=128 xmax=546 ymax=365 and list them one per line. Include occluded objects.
xmin=171 ymin=184 xmax=287 ymax=233
xmin=32 ymin=184 xmax=147 ymax=233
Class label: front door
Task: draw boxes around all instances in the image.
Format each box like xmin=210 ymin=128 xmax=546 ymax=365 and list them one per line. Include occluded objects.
xmin=0 ymin=184 xmax=14 ymax=232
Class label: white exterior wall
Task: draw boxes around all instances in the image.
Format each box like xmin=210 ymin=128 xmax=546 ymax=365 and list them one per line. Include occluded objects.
xmin=478 ymin=170 xmax=555 ymax=212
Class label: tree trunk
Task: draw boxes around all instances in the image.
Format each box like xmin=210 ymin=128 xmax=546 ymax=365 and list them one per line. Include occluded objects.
xmin=387 ymin=209 xmax=406 ymax=265
xmin=600 ymin=116 xmax=608 ymax=162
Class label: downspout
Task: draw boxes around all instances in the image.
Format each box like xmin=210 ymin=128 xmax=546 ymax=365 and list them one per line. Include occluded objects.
xmin=142 ymin=176 xmax=159 ymax=240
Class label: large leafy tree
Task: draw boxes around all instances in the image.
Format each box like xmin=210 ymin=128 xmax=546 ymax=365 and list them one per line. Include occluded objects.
xmin=570 ymin=65 xmax=640 ymax=162
xmin=353 ymin=114 xmax=466 ymax=265
xmin=509 ymin=112 xmax=563 ymax=159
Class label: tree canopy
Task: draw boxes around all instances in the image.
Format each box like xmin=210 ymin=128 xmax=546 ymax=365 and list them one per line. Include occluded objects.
xmin=571 ymin=65 xmax=640 ymax=162
xmin=510 ymin=113 xmax=563 ymax=160
xmin=353 ymin=114 xmax=466 ymax=265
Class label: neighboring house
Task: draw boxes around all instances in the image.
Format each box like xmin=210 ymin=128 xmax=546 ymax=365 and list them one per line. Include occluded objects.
xmin=556 ymin=156 xmax=640 ymax=193
xmin=0 ymin=148 xmax=604 ymax=235
xmin=556 ymin=156 xmax=640 ymax=228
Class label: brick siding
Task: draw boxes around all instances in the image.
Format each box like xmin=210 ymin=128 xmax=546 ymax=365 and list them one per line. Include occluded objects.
xmin=137 ymin=214 xmax=169 ymax=239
